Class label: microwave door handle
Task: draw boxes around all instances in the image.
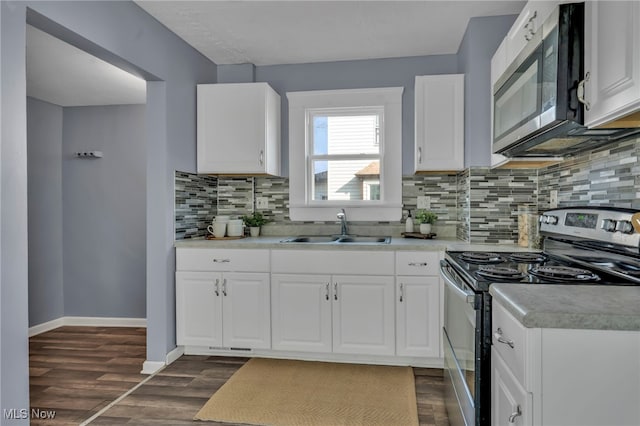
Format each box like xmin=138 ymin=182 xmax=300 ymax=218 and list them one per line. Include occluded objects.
xmin=440 ymin=261 xmax=476 ymax=305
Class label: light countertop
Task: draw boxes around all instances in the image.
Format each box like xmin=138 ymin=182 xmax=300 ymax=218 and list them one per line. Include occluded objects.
xmin=174 ymin=235 xmax=530 ymax=252
xmin=490 ymin=284 xmax=640 ymax=331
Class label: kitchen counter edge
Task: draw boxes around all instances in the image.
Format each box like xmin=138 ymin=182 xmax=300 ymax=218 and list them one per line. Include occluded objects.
xmin=174 ymin=236 xmax=528 ymax=252
xmin=490 ymin=284 xmax=640 ymax=331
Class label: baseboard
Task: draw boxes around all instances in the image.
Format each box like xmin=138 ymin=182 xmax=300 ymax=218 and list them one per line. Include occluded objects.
xmin=182 ymin=345 xmax=445 ymax=369
xmin=141 ymin=360 xmax=165 ymax=375
xmin=28 ymin=318 xmax=65 ymax=337
xmin=29 ymin=316 xmax=147 ymax=336
xmin=166 ymin=346 xmax=184 ymax=365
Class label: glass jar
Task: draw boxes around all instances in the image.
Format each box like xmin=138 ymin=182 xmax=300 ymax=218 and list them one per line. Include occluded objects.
xmin=517 ymin=205 xmax=540 ymax=249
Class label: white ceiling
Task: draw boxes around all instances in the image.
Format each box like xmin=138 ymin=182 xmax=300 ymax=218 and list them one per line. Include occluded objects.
xmin=135 ymin=0 xmax=526 ymax=66
xmin=26 ymin=1 xmax=526 ymax=106
xmin=26 ymin=25 xmax=147 ymax=107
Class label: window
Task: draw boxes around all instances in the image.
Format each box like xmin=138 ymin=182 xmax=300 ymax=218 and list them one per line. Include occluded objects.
xmin=287 ymin=87 xmax=403 ymax=221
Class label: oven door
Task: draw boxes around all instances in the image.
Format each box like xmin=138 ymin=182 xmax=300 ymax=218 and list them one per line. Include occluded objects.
xmin=441 ymin=260 xmax=481 ymax=426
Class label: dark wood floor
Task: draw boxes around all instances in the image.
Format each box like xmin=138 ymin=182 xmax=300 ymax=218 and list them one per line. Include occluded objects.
xmin=30 ymin=327 xmax=449 ymax=425
xmin=29 ymin=326 xmax=147 ymax=426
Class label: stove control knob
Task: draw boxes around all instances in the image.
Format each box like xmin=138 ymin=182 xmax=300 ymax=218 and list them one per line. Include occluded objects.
xmin=601 ymin=219 xmax=617 ymax=232
xmin=615 ymin=220 xmax=634 ymax=234
xmin=546 ymin=215 xmax=559 ymax=225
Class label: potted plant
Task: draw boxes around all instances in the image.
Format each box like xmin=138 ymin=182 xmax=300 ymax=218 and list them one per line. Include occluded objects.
xmin=415 ymin=210 xmax=437 ymax=234
xmin=241 ymin=212 xmax=269 ymax=237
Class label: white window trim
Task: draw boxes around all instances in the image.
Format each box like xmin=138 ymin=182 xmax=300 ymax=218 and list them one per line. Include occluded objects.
xmin=287 ymin=87 xmax=404 ymax=222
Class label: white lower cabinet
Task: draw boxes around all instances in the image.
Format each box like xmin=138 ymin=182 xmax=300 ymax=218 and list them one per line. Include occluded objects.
xmin=395 ymin=276 xmax=440 ymax=358
xmin=492 ymin=299 xmax=640 ymax=426
xmin=271 ymin=273 xmax=395 ymax=356
xmin=395 ymin=251 xmax=442 ymax=358
xmin=491 ymin=348 xmax=532 ymax=426
xmin=177 ymin=247 xmax=445 ymax=366
xmin=271 ymin=274 xmax=332 ymax=353
xmin=332 ymin=275 xmax=395 ymax=356
xmin=176 ymin=270 xmax=271 ymax=349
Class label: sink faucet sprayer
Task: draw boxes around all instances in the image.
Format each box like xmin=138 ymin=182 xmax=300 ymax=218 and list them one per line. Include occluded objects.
xmin=337 ymin=208 xmax=349 ymax=236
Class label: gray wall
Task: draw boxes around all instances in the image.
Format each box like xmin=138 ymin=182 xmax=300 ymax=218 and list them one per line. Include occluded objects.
xmin=458 ymin=15 xmax=516 ymax=167
xmin=62 ymin=105 xmax=146 ymax=318
xmin=1 ymin=2 xmax=216 ymax=420
xmin=27 ymin=97 xmax=65 ymax=326
xmin=255 ymin=55 xmax=459 ymax=176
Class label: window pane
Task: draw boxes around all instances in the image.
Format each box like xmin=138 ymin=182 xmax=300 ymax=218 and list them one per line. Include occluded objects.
xmin=312 ymin=114 xmax=380 ymax=155
xmin=311 ymin=159 xmax=380 ymax=201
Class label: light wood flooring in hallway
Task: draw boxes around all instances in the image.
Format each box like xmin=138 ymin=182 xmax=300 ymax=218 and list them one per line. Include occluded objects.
xmin=29 ymin=327 xmax=449 ymax=425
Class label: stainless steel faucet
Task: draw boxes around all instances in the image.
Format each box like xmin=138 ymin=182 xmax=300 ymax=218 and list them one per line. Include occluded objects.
xmin=337 ymin=208 xmax=349 ymax=236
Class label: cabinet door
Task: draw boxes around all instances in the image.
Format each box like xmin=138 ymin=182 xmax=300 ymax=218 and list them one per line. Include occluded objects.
xmin=176 ymin=272 xmax=222 ymax=347
xmin=221 ymin=272 xmax=271 ymax=349
xmin=584 ymin=1 xmax=640 ymax=128
xmin=197 ymin=83 xmax=280 ymax=174
xmin=396 ymin=276 xmax=440 ymax=358
xmin=492 ymin=348 xmax=532 ymax=426
xmin=332 ymin=275 xmax=395 ymax=356
xmin=271 ymin=274 xmax=332 ymax=353
xmin=414 ymin=74 xmax=464 ymax=172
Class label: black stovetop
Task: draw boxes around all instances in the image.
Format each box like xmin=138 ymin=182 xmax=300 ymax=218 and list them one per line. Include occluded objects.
xmin=445 ymin=250 xmax=639 ymax=292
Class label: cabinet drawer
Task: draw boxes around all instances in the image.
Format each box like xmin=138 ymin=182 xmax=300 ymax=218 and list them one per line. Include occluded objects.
xmin=492 ymin=301 xmax=527 ymax=385
xmin=272 ymin=250 xmax=394 ymax=275
xmin=176 ymin=248 xmax=270 ymax=272
xmin=395 ymin=251 xmax=441 ymax=276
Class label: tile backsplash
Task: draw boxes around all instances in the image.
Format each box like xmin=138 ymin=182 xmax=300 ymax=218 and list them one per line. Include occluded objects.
xmin=174 ymin=171 xmax=218 ymax=239
xmin=175 ymin=136 xmax=640 ymax=242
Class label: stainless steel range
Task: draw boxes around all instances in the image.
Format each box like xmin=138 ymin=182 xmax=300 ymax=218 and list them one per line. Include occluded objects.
xmin=440 ymin=207 xmax=640 ymax=426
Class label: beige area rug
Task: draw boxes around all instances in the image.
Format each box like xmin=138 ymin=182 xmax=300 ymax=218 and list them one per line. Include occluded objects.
xmin=194 ymin=357 xmax=419 ymax=426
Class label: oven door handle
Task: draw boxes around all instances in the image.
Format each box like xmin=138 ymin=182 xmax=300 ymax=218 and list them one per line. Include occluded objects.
xmin=440 ymin=260 xmax=476 ymax=306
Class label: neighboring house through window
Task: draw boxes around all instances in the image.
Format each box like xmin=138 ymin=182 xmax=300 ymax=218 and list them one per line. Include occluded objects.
xmin=287 ymin=87 xmax=403 ymax=222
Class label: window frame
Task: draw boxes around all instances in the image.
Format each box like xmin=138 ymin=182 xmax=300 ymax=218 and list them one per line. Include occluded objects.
xmin=287 ymin=87 xmax=403 ymax=222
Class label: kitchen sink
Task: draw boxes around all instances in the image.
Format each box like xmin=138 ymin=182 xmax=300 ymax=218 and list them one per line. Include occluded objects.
xmin=280 ymin=235 xmax=391 ymax=244
xmin=338 ymin=236 xmax=391 ymax=244
xmin=281 ymin=236 xmax=340 ymax=243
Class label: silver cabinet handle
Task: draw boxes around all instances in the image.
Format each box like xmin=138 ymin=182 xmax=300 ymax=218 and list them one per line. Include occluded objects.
xmin=222 ymin=278 xmax=227 ymax=296
xmin=212 ymin=258 xmax=231 ymax=263
xmin=408 ymin=262 xmax=428 ymax=267
xmin=325 ymin=283 xmax=330 ymax=301
xmin=333 ymin=282 xmax=338 ymax=301
xmin=577 ymin=71 xmax=591 ymax=111
xmin=399 ymin=283 xmax=404 ymax=303
xmin=417 ymin=147 xmax=422 ymax=164
xmin=214 ymin=278 xmax=220 ymax=297
xmin=494 ymin=327 xmax=515 ymax=348
xmin=259 ymin=149 xmax=264 ymax=165
xmin=508 ymin=405 xmax=522 ymax=423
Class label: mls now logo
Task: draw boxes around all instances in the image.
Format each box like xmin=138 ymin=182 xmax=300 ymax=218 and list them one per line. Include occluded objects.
xmin=3 ymin=408 xmax=56 ymax=420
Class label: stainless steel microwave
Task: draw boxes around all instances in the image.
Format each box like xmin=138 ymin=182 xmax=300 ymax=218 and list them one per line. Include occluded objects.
xmin=492 ymin=2 xmax=639 ymax=158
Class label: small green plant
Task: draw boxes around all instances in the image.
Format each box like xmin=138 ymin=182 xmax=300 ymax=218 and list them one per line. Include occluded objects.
xmin=415 ymin=210 xmax=438 ymax=225
xmin=241 ymin=212 xmax=269 ymax=227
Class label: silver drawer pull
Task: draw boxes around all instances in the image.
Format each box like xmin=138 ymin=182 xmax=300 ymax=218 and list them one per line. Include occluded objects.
xmin=494 ymin=327 xmax=515 ymax=348
xmin=408 ymin=262 xmax=428 ymax=267
xmin=212 ymin=258 xmax=231 ymax=263
xmin=399 ymin=283 xmax=404 ymax=303
xmin=325 ymin=283 xmax=330 ymax=301
xmin=222 ymin=279 xmax=227 ymax=296
xmin=214 ymin=278 xmax=220 ymax=296
xmin=508 ymin=405 xmax=522 ymax=423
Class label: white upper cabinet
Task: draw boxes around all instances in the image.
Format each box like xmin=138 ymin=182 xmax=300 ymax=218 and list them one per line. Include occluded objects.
xmin=414 ymin=74 xmax=464 ymax=172
xmin=584 ymin=0 xmax=640 ymax=128
xmin=197 ymin=83 xmax=281 ymax=175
